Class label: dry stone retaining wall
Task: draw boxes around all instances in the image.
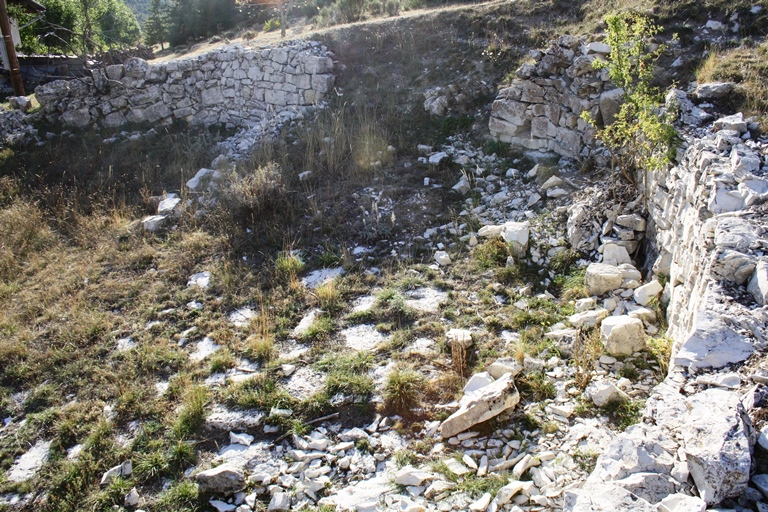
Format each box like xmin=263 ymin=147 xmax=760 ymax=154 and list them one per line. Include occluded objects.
xmin=489 ymin=35 xmax=612 ymax=159
xmin=33 ymin=40 xmax=336 ymax=130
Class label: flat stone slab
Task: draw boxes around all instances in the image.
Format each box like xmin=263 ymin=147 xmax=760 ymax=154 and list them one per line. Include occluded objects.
xmin=341 ymin=325 xmax=389 ymax=351
xmin=191 ymin=336 xmax=221 ymax=361
xmin=404 ymin=287 xmax=448 ymax=313
xmin=302 ymin=267 xmax=344 ymax=289
xmin=7 ymin=440 xmax=51 ymax=482
xmin=284 ymin=366 xmax=326 ymax=400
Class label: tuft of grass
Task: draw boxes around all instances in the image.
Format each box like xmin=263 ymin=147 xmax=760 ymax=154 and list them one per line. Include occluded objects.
xmin=209 ymin=349 xmax=236 ymax=373
xmin=220 ymin=162 xmax=291 ymax=221
xmin=572 ymin=448 xmax=599 ymax=473
xmin=316 ymin=279 xmax=343 ymax=311
xmin=572 ymin=328 xmax=603 ymax=390
xmin=516 ymin=371 xmax=555 ymax=401
xmin=297 ymin=315 xmax=335 ymax=342
xmin=224 ymin=373 xmax=297 ymax=412
xmin=602 ymin=399 xmax=644 ymax=431
xmin=275 ymin=251 xmax=305 ymax=281
xmin=394 ymin=449 xmax=416 ymax=468
xmin=155 ymin=480 xmax=200 ymax=512
xmin=172 ymin=385 xmax=209 ymax=440
xmin=457 ymin=473 xmax=509 ymax=498
xmin=647 ymin=335 xmax=672 ymax=376
xmin=472 ymin=237 xmax=511 ymax=270
xmin=0 ymin=199 xmax=57 ymax=281
xmin=560 ymin=268 xmax=588 ymax=301
xmin=384 ymin=366 xmax=424 ymax=414
xmin=317 ymin=352 xmax=374 ymax=398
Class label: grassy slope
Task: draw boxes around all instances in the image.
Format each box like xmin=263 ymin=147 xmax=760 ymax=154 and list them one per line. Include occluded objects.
xmin=1 ymin=0 xmax=767 ymax=509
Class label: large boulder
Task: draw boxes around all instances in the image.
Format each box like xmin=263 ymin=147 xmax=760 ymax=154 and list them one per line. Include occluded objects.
xmin=440 ymin=373 xmax=519 ymax=438
xmin=585 ymin=263 xmax=624 ymax=296
xmin=683 ymin=388 xmax=752 ymax=504
xmin=600 ymin=316 xmax=645 ymax=356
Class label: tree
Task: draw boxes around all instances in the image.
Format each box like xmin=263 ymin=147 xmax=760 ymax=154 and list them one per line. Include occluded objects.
xmin=582 ymin=11 xmax=679 ymax=183
xmin=167 ymin=0 xmax=236 ymax=46
xmin=11 ymin=0 xmax=141 ymax=56
xmin=144 ymin=0 xmax=168 ymax=49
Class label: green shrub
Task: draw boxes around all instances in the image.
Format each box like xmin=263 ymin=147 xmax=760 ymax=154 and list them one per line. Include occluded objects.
xmin=582 ymin=12 xmax=679 ymax=178
xmin=263 ymin=17 xmax=281 ymax=31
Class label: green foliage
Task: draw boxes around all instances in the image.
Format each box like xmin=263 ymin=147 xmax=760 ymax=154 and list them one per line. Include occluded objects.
xmin=264 ymin=17 xmax=281 ymax=32
xmin=583 ymin=11 xmax=679 ymax=175
xmin=167 ymin=0 xmax=237 ymax=46
xmin=601 ymin=399 xmax=644 ymax=431
xmin=144 ymin=0 xmax=170 ymax=48
xmin=155 ymin=480 xmax=200 ymax=512
xmin=647 ymin=335 xmax=672 ymax=375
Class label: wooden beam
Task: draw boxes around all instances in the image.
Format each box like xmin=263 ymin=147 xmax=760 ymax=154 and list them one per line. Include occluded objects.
xmin=0 ymin=0 xmax=24 ymax=96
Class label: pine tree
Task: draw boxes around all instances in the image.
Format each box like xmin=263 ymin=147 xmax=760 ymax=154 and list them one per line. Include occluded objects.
xmin=144 ymin=0 xmax=168 ymax=49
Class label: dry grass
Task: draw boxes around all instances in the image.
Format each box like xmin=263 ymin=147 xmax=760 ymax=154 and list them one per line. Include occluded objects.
xmin=697 ymin=43 xmax=768 ymax=123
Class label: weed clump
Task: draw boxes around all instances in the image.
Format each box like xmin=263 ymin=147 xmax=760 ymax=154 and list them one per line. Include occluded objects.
xmin=384 ymin=367 xmax=424 ymax=414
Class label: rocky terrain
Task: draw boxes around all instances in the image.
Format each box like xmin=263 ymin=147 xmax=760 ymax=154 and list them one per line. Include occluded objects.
xmin=2 ymin=2 xmax=768 ymax=512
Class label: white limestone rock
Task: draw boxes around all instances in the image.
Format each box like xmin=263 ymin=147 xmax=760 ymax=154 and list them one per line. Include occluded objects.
xmin=586 ymin=380 xmax=628 ymax=407
xmin=501 ymin=221 xmax=530 ymax=258
xmin=683 ymin=388 xmax=752 ymax=504
xmin=268 ymin=492 xmax=291 ymax=511
xmin=486 ymin=358 xmax=524 ymax=379
xmin=464 ymin=372 xmax=495 ymax=394
xmin=695 ymin=82 xmax=734 ymax=99
xmin=633 ymin=280 xmax=663 ymax=306
xmin=157 ymin=196 xmax=182 ymax=216
xmin=440 ymin=373 xmax=519 ymax=438
xmin=673 ymin=312 xmax=754 ymax=369
xmin=141 ymin=215 xmax=168 ymax=232
xmin=569 ymin=308 xmax=609 ymax=329
xmin=564 ymin=482 xmax=656 ymax=512
xmin=600 ymin=316 xmax=645 ymax=356
xmin=6 ymin=440 xmax=51 ymax=483
xmin=434 ymin=251 xmax=452 ymax=266
xmin=613 ymin=472 xmax=675 ymax=504
xmin=589 ymin=424 xmax=675 ymax=484
xmin=478 ymin=225 xmax=503 ymax=238
xmin=394 ymin=466 xmax=436 ymax=486
xmin=749 ymin=260 xmax=768 ymax=305
xmin=656 ymin=493 xmax=706 ymax=512
xmin=101 ymin=460 xmax=132 ymax=486
xmin=714 ymin=113 xmax=747 ymax=133
xmin=602 ymin=243 xmax=632 ymax=266
xmin=585 ymin=263 xmax=624 ymax=296
xmin=195 ymin=464 xmax=246 ymax=494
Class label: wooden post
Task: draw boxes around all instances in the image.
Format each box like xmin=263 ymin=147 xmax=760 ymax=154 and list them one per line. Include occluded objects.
xmin=0 ymin=0 xmax=24 ymax=96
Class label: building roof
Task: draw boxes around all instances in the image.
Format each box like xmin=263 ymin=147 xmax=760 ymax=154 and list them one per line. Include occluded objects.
xmin=8 ymin=0 xmax=46 ymax=13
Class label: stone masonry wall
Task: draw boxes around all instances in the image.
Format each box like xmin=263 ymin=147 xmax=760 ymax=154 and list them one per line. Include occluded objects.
xmin=646 ymin=110 xmax=768 ymax=369
xmin=33 ymin=40 xmax=336 ymax=130
xmin=489 ymin=35 xmax=614 ymax=159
